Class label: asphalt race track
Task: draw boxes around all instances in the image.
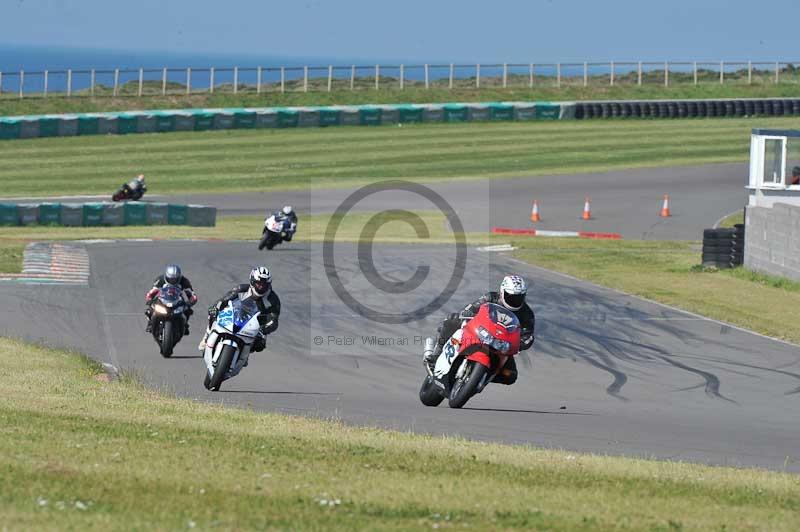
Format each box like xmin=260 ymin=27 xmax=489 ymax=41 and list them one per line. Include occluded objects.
xmin=2 ymin=238 xmax=799 ymax=472
xmin=9 ymin=163 xmax=749 ymax=239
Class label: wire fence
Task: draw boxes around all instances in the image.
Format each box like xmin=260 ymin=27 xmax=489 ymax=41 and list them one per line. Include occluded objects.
xmin=1 ymin=61 xmax=799 ymax=99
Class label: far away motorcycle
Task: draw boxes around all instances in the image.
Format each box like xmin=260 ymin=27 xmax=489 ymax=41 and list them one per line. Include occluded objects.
xmin=258 ymin=214 xmax=296 ymax=250
xmin=148 ymin=285 xmax=188 ymax=357
xmin=419 ymin=303 xmax=521 ymax=408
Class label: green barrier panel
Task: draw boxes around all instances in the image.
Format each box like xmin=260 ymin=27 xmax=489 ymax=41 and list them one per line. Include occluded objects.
xmin=20 ymin=119 xmax=40 ymax=138
xmin=82 ymin=203 xmax=104 ymax=226
xmin=78 ymin=115 xmax=100 ymax=135
xmin=513 ymin=103 xmax=537 ymax=120
xmin=38 ymin=117 xmax=60 ymax=137
xmin=117 ymin=114 xmax=139 ymax=134
xmin=38 ymin=203 xmax=61 ymax=225
xmin=137 ymin=115 xmax=157 ymax=133
xmin=233 ymin=110 xmax=257 ymax=129
xmin=124 ymin=202 xmax=148 ymax=225
xmin=277 ymin=109 xmax=299 ymax=128
xmin=422 ymin=105 xmax=444 ymax=122
xmin=298 ymin=108 xmax=320 ymax=127
xmin=443 ymin=104 xmax=468 ymax=122
xmin=18 ymin=204 xmax=39 ymax=225
xmin=466 ymin=105 xmax=490 ymax=121
xmin=153 ymin=112 xmax=176 ymax=132
xmin=396 ymin=105 xmax=423 ymax=123
xmin=534 ymin=103 xmax=560 ymax=120
xmin=174 ymin=112 xmax=194 ymax=131
xmin=488 ymin=103 xmax=514 ymax=120
xmin=379 ymin=106 xmax=398 ymax=124
xmin=339 ymin=107 xmax=360 ymax=126
xmin=359 ymin=107 xmax=382 ymax=126
xmin=168 ymin=204 xmax=188 ymax=225
xmin=101 ymin=202 xmax=125 ymax=226
xmin=255 ymin=110 xmax=279 ymax=128
xmin=213 ymin=112 xmax=235 ymax=130
xmin=97 ymin=115 xmax=118 ymax=134
xmin=186 ymin=205 xmax=217 ymax=227
xmin=0 ymin=204 xmax=18 ymax=225
xmin=193 ymin=111 xmax=215 ymax=131
xmin=60 ymin=204 xmax=83 ymax=226
xmin=57 ymin=117 xmax=78 ymax=137
xmin=319 ymin=108 xmax=341 ymax=127
xmin=0 ymin=119 xmax=21 ymax=139
xmin=146 ymin=202 xmax=169 ymax=225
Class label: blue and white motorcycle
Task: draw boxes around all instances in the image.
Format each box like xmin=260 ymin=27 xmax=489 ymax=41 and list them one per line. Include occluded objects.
xmin=202 ymin=298 xmax=264 ymax=391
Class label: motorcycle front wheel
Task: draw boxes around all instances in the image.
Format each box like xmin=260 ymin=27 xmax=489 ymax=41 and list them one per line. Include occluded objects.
xmin=206 ymin=344 xmax=236 ymax=391
xmin=448 ymin=361 xmax=488 ymax=409
xmin=160 ymin=321 xmax=175 ymax=357
xmin=258 ymin=231 xmax=270 ymax=250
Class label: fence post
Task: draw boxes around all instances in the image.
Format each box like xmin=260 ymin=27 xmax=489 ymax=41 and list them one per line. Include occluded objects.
xmin=67 ymin=69 xmax=72 ymax=97
xmin=693 ymin=61 xmax=697 ymax=85
xmin=162 ymin=67 xmax=167 ymax=95
xmin=19 ymin=70 xmax=23 ymax=98
xmin=327 ymin=65 xmax=332 ymax=92
xmin=610 ymin=61 xmax=614 ymax=86
xmin=257 ymin=66 xmax=262 ymax=93
xmin=90 ymin=69 xmax=95 ymax=97
xmin=449 ymin=63 xmax=454 ymax=89
xmin=556 ymin=63 xmax=561 ymax=87
xmin=0 ymin=71 xmax=3 ymax=95
xmin=186 ymin=67 xmax=191 ymax=94
xmin=637 ymin=61 xmax=642 ymax=85
xmin=138 ymin=68 xmax=143 ymax=97
xmin=584 ymin=62 xmax=588 ymax=87
xmin=720 ymin=61 xmax=724 ymax=84
xmin=375 ymin=64 xmax=379 ymax=90
xmin=43 ymin=70 xmax=48 ymax=97
xmin=113 ymin=69 xmax=119 ymax=96
xmin=400 ymin=64 xmax=404 ymax=90
xmin=664 ymin=62 xmax=669 ymax=87
xmin=502 ymin=63 xmax=507 ymax=88
xmin=209 ymin=67 xmax=214 ymax=94
xmin=747 ymin=61 xmax=752 ymax=85
xmin=476 ymin=64 xmax=480 ymax=88
xmin=531 ymin=63 xmax=536 ymax=88
xmin=776 ymin=61 xmax=780 ymax=83
xmin=350 ymin=65 xmax=355 ymax=90
xmin=233 ymin=66 xmax=238 ymax=94
xmin=281 ymin=67 xmax=285 ymax=93
xmin=425 ymin=63 xmax=429 ymax=89
xmin=303 ymin=66 xmax=308 ymax=92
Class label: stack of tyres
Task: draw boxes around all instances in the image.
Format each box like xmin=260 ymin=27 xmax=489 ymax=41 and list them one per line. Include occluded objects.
xmin=731 ymin=223 xmax=745 ymax=266
xmin=702 ymin=228 xmax=735 ymax=268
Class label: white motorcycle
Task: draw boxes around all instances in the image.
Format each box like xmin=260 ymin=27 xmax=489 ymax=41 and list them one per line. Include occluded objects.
xmin=258 ymin=214 xmax=296 ymax=250
xmin=202 ymin=298 xmax=266 ymax=391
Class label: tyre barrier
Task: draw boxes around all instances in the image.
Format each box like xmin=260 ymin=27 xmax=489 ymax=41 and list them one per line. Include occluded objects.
xmin=701 ymin=225 xmax=745 ymax=269
xmin=0 ymin=202 xmax=216 ymax=227
xmin=569 ymin=98 xmax=800 ymax=120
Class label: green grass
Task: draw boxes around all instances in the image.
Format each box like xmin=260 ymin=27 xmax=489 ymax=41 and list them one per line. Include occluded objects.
xmin=511 ymin=238 xmax=800 ymax=344
xmin=717 ymin=209 xmax=744 ymax=228
xmin=3 ymin=83 xmax=800 ymax=116
xmin=2 ymin=117 xmax=800 ymax=197
xmin=0 ymin=241 xmax=24 ymax=273
xmin=2 ymin=336 xmax=799 ymax=531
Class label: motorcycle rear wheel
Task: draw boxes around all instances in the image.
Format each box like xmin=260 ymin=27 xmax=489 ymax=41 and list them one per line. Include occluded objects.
xmin=448 ymin=361 xmax=488 ymax=409
xmin=206 ymin=344 xmax=235 ymax=391
xmin=419 ymin=376 xmax=445 ymax=407
xmin=160 ymin=321 xmax=175 ymax=357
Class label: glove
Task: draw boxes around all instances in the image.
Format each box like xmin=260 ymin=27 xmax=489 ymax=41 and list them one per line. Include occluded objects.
xmin=208 ymin=305 xmax=218 ymax=318
xmin=252 ymin=335 xmax=266 ymax=352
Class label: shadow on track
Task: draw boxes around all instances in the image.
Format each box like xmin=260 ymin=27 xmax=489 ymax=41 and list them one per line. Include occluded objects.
xmin=462 ymin=407 xmax=596 ymax=416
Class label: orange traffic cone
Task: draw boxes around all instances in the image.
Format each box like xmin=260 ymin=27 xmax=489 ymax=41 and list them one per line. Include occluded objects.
xmin=530 ymin=200 xmax=541 ymax=222
xmin=581 ymin=197 xmax=592 ymax=220
xmin=660 ymin=194 xmax=671 ymax=217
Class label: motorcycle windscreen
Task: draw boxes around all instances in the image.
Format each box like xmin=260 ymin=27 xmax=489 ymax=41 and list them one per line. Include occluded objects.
xmin=158 ymin=285 xmax=182 ymax=305
xmin=231 ymin=299 xmax=260 ymax=335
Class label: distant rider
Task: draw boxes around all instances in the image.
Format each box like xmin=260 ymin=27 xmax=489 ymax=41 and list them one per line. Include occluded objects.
xmin=424 ymin=275 xmax=535 ymax=385
xmin=122 ymin=174 xmax=147 ymax=200
xmin=198 ymin=266 xmax=281 ymax=354
xmin=144 ymin=264 xmax=197 ymax=334
xmin=272 ymin=205 xmax=298 ymax=241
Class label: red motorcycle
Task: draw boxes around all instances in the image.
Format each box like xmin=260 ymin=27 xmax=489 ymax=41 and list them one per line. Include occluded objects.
xmin=419 ymin=302 xmax=521 ymax=408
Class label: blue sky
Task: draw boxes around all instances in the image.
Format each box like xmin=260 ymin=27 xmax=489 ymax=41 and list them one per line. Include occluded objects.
xmin=1 ymin=0 xmax=798 ymax=63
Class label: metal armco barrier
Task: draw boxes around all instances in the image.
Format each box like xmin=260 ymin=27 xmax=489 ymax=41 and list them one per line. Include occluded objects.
xmin=0 ymin=202 xmax=216 ymax=227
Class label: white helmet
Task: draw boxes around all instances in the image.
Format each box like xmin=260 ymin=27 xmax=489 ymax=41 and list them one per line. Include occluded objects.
xmin=136 ymin=174 xmax=145 ymax=183
xmin=249 ymin=266 xmax=272 ymax=297
xmin=499 ymin=275 xmax=527 ymax=310
xmin=282 ymin=205 xmax=293 ymax=216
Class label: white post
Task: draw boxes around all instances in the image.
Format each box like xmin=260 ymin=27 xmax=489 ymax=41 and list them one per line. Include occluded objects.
xmin=138 ymin=68 xmax=143 ymax=97
xmin=0 ymin=71 xmax=3 ymax=95
xmin=400 ymin=64 xmax=404 ymax=90
xmin=327 ymin=65 xmax=332 ymax=92
xmin=610 ymin=61 xmax=614 ymax=86
xmin=476 ymin=64 xmax=480 ymax=88
xmin=449 ymin=63 xmax=454 ymax=89
xmin=350 ymin=65 xmax=355 ymax=90
xmin=375 ymin=64 xmax=379 ymax=90
xmin=233 ymin=66 xmax=238 ymax=94
xmin=90 ymin=69 xmax=95 ymax=97
xmin=19 ymin=70 xmax=24 ymax=98
xmin=556 ymin=63 xmax=561 ymax=87
xmin=257 ymin=67 xmax=262 ymax=93
xmin=693 ymin=61 xmax=697 ymax=85
xmin=637 ymin=61 xmax=642 ymax=85
xmin=162 ymin=67 xmax=167 ymax=95
xmin=43 ymin=70 xmax=48 ymax=97
xmin=186 ymin=67 xmax=191 ymax=94
xmin=209 ymin=67 xmax=215 ymax=93
xmin=280 ymin=67 xmax=285 ymax=93
xmin=747 ymin=61 xmax=752 ymax=85
xmin=531 ymin=63 xmax=535 ymax=88
xmin=67 ymin=69 xmax=72 ymax=97
xmin=776 ymin=61 xmax=780 ymax=83
xmin=424 ymin=63 xmax=429 ymax=89
xmin=584 ymin=62 xmax=588 ymax=87
xmin=502 ymin=63 xmax=507 ymax=88
xmin=664 ymin=61 xmax=669 ymax=86
xmin=720 ymin=61 xmax=724 ymax=84
xmin=303 ymin=66 xmax=308 ymax=92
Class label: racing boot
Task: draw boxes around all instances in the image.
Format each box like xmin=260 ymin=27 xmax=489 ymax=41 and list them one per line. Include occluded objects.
xmin=184 ymin=321 xmax=190 ymax=335
xmin=422 ymin=337 xmax=440 ymax=374
xmin=198 ymin=328 xmax=210 ymax=351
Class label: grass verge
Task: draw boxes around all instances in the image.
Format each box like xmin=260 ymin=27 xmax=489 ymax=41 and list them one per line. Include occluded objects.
xmin=0 ymin=241 xmax=25 ymax=273
xmin=511 ymin=238 xmax=800 ymax=344
xmin=717 ymin=209 xmax=744 ymax=228
xmin=2 ymin=336 xmax=799 ymax=530
xmin=2 ymin=117 xmax=800 ymax=197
